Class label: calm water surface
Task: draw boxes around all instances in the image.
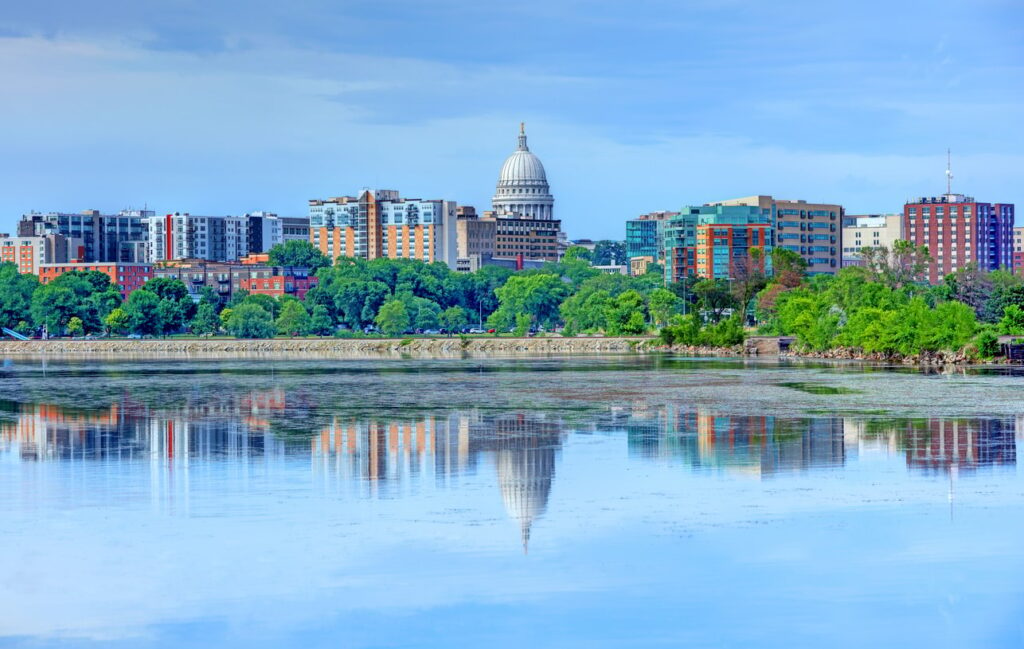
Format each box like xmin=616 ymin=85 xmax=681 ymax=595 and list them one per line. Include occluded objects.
xmin=1 ymin=355 xmax=1023 ymax=648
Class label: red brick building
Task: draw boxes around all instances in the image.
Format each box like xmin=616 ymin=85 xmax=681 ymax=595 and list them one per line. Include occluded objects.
xmin=239 ymin=268 xmax=318 ymax=300
xmin=903 ymin=194 xmax=1014 ymax=283
xmin=38 ymin=263 xmax=154 ymax=298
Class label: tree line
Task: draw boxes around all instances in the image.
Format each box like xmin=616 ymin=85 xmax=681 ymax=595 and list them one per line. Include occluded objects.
xmin=0 ymin=241 xmax=688 ymax=339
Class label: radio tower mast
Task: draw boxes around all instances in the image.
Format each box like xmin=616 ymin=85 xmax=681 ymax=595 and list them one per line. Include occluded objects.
xmin=945 ymin=148 xmax=953 ymax=196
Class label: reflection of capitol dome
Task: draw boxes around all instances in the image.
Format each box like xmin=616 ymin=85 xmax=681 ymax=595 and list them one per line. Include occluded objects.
xmin=494 ymin=432 xmax=558 ymax=553
xmin=491 ymin=123 xmax=555 ymax=220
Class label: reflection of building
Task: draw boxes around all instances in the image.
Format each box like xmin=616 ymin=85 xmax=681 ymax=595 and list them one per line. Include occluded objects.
xmin=625 ymin=407 xmax=845 ymax=477
xmin=0 ymin=394 xmax=291 ymax=463
xmin=903 ymin=418 xmax=1016 ymax=473
xmin=311 ymin=411 xmax=564 ymax=550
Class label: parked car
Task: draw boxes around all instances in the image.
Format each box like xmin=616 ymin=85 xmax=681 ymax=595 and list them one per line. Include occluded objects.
xmin=468 ymin=328 xmax=485 ymax=334
xmin=486 ymin=328 xmax=496 ymax=334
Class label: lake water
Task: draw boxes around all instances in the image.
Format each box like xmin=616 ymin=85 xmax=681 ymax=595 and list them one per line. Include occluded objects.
xmin=1 ymin=356 xmax=1023 ymax=648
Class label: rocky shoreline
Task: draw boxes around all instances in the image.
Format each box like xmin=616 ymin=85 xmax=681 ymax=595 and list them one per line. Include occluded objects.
xmin=0 ymin=337 xmax=1011 ymax=365
xmin=0 ymin=336 xmax=658 ymax=358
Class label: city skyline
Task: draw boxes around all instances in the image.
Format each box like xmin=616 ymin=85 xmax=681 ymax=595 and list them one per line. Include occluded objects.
xmin=2 ymin=1 xmax=1021 ymax=239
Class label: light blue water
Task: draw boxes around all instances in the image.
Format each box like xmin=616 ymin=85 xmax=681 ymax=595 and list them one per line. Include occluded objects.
xmin=1 ymin=356 xmax=1022 ymax=648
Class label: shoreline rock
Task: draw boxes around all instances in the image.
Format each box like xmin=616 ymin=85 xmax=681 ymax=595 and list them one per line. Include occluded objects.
xmin=0 ymin=338 xmax=1011 ymax=365
xmin=0 ymin=336 xmax=658 ymax=359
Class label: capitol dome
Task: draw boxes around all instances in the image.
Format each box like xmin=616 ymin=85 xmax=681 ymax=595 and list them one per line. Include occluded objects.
xmin=492 ymin=123 xmax=555 ymax=220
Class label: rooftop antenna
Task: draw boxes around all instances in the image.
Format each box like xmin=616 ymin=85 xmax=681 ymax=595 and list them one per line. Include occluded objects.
xmin=945 ymin=148 xmax=953 ymax=195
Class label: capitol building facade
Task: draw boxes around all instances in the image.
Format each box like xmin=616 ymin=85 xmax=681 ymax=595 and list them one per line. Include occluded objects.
xmin=491 ymin=124 xmax=555 ymax=221
xmin=455 ymin=123 xmax=565 ymax=269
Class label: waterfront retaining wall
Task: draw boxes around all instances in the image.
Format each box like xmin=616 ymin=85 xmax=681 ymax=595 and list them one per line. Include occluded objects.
xmin=0 ymin=337 xmax=657 ymax=359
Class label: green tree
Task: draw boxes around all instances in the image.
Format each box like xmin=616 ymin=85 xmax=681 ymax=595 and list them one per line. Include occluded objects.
xmin=999 ymin=304 xmax=1024 ymax=335
xmin=514 ymin=312 xmax=532 ymax=337
xmin=240 ymin=293 xmax=280 ymax=318
xmin=30 ymin=284 xmax=79 ymax=335
xmin=123 ymin=289 xmax=164 ymax=336
xmin=692 ymin=279 xmax=737 ymax=323
xmin=605 ymin=290 xmax=648 ymax=335
xmin=190 ymin=302 xmax=221 ymax=336
xmin=104 ymin=307 xmax=129 ymax=335
xmin=563 ymin=246 xmax=593 ymax=262
xmin=488 ymin=274 xmax=570 ymax=330
xmin=592 ymin=240 xmax=626 ymax=266
xmin=267 ymin=240 xmax=331 ymax=270
xmin=413 ymin=300 xmax=441 ymax=330
xmin=440 ymin=306 xmax=468 ymax=335
xmin=375 ymin=299 xmax=410 ymax=337
xmin=559 ymin=289 xmax=613 ymax=335
xmin=860 ymin=240 xmax=932 ymax=289
xmin=0 ymin=263 xmax=39 ymax=331
xmin=67 ymin=316 xmax=84 ymax=337
xmin=226 ymin=303 xmax=276 ymax=338
xmin=141 ymin=277 xmax=190 ymax=302
xmin=648 ymin=288 xmax=680 ymax=327
xmin=275 ymin=300 xmax=311 ymax=336
xmin=309 ymin=305 xmax=334 ymax=336
xmin=156 ymin=299 xmax=187 ymax=336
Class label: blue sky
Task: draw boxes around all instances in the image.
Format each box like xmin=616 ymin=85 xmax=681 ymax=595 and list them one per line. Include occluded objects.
xmin=1 ymin=0 xmax=1021 ymax=239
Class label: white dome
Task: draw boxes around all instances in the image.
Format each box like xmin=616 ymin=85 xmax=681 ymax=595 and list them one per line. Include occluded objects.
xmin=491 ymin=123 xmax=555 ymax=220
xmin=498 ymin=149 xmax=547 ymax=185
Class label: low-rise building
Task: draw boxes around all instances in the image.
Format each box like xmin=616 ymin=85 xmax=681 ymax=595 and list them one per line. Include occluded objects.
xmin=841 ymin=214 xmax=904 ymax=266
xmin=38 ymin=262 xmax=154 ymax=298
xmin=155 ymin=260 xmax=317 ymax=301
xmin=239 ymin=269 xmax=318 ymax=300
xmin=629 ymin=255 xmax=656 ymax=277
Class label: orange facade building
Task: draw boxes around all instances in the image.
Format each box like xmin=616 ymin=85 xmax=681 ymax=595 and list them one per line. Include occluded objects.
xmin=695 ymin=222 xmax=771 ymax=279
xmin=309 ymin=190 xmax=457 ymax=267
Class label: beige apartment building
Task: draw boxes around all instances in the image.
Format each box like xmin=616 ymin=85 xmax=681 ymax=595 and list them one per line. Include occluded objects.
xmin=710 ymin=195 xmax=843 ymax=274
xmin=841 ymin=214 xmax=903 ymax=266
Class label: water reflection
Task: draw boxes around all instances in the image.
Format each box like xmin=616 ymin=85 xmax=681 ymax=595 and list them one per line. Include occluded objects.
xmin=309 ymin=412 xmax=564 ymax=550
xmin=0 ymin=391 xmax=1019 ymax=551
xmin=623 ymin=407 xmax=1016 ymax=476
